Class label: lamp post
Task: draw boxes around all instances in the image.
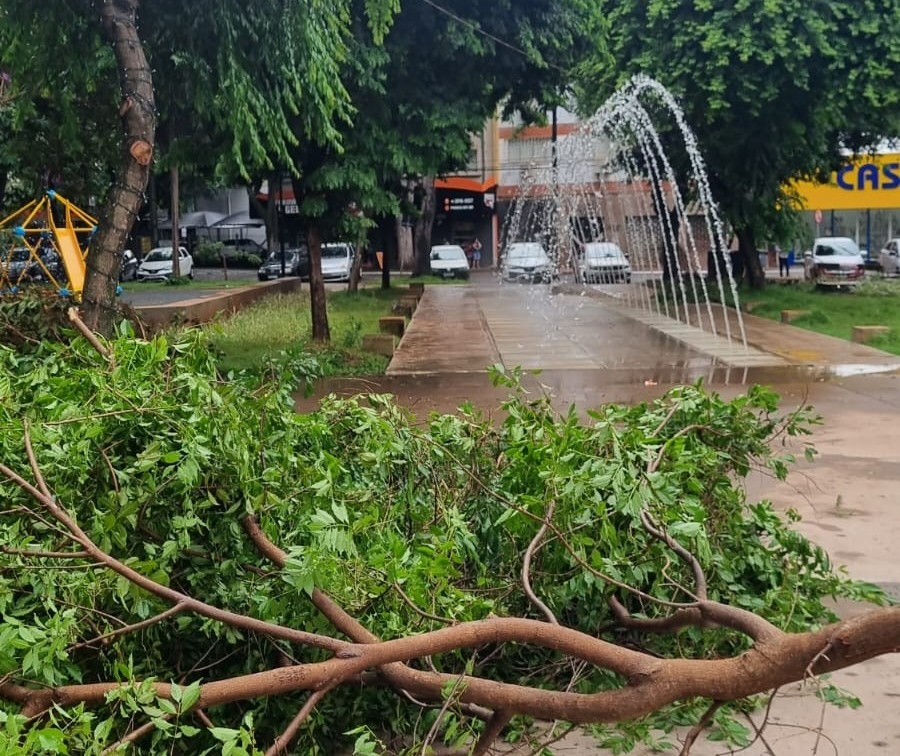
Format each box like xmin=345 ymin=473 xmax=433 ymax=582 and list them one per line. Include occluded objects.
xmin=279 ymin=172 xmax=287 ymax=277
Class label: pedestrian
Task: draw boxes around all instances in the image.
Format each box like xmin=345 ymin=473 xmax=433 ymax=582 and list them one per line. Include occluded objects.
xmin=471 ymin=237 xmax=483 ymax=269
xmin=778 ymin=244 xmax=790 ymax=278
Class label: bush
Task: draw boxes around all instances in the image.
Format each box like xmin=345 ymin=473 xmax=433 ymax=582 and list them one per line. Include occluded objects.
xmin=192 ymin=240 xmax=224 ymax=267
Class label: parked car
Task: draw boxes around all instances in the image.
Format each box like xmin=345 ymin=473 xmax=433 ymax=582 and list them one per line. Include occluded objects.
xmin=502 ymin=242 xmax=554 ymax=283
xmin=32 ymin=247 xmax=66 ymax=284
xmin=806 ymin=237 xmax=865 ymax=288
xmin=429 ymin=245 xmax=470 ymax=279
xmin=137 ymin=246 xmax=194 ymax=281
xmin=221 ymin=238 xmax=266 ymax=259
xmin=879 ymin=238 xmax=900 ymax=276
xmin=119 ymin=249 xmax=139 ymax=281
xmin=320 ymin=242 xmax=354 ymax=282
xmin=258 ymin=247 xmax=310 ymax=280
xmin=575 ymin=242 xmax=631 ymax=284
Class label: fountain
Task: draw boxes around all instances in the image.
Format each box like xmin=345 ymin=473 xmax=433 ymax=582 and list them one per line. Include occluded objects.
xmin=498 ymin=75 xmax=748 ymax=351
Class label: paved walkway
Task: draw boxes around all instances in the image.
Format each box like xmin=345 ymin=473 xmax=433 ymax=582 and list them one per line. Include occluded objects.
xmin=388 ymin=280 xmax=900 ymax=377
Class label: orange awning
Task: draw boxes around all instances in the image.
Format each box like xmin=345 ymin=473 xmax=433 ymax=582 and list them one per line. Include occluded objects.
xmin=435 ymin=177 xmax=498 ymax=193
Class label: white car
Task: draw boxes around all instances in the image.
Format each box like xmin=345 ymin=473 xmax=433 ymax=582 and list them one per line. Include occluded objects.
xmin=879 ymin=238 xmax=900 ymax=276
xmin=136 ymin=246 xmax=194 ymax=281
xmin=576 ymin=242 xmax=631 ymax=284
xmin=502 ymin=242 xmax=554 ymax=283
xmin=321 ymin=243 xmax=354 ymax=282
xmin=429 ymin=245 xmax=470 ymax=279
xmin=806 ymin=237 xmax=865 ymax=287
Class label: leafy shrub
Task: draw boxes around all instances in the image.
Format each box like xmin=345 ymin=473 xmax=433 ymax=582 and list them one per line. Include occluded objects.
xmin=192 ymin=240 xmax=224 ymax=267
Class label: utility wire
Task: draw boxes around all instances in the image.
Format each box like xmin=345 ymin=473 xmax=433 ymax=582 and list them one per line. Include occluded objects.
xmin=418 ymin=0 xmax=568 ymax=74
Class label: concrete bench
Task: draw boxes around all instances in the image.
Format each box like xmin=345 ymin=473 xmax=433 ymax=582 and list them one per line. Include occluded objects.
xmin=780 ymin=309 xmax=810 ymax=324
xmin=362 ymin=333 xmax=396 ymax=357
xmin=852 ymin=325 xmax=890 ymax=344
xmin=379 ymin=316 xmax=406 ymax=338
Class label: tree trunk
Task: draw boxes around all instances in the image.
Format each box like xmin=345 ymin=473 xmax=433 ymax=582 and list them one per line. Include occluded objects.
xmin=736 ymin=226 xmax=765 ymax=288
xmin=381 ymin=214 xmax=397 ymax=290
xmin=307 ymin=222 xmax=330 ymax=343
xmin=170 ymin=164 xmax=181 ymax=278
xmin=82 ymin=0 xmax=155 ymax=335
xmin=348 ymin=230 xmax=366 ymax=293
xmin=396 ymin=216 xmax=414 ymax=271
xmin=413 ymin=176 xmax=436 ymax=277
xmin=149 ymin=172 xmax=159 ymax=248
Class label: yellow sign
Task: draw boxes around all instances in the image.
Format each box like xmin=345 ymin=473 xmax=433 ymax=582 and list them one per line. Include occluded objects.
xmin=793 ymin=153 xmax=900 ymax=211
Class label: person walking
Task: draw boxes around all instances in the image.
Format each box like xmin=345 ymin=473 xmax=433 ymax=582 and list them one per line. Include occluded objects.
xmin=471 ymin=238 xmax=483 ymax=269
xmin=778 ymin=244 xmax=790 ymax=278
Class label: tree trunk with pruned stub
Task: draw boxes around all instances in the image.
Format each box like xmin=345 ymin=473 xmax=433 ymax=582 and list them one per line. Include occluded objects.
xmin=81 ymin=0 xmax=156 ymax=335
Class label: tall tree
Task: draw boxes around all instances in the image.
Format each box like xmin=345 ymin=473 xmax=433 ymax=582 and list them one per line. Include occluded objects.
xmin=1 ymin=0 xmax=397 ymax=333
xmin=583 ymin=0 xmax=900 ymax=287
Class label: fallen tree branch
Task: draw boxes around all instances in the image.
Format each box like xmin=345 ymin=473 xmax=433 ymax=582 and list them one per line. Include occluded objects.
xmin=0 ymin=457 xmax=348 ymax=655
xmin=67 ymin=307 xmax=113 ymax=361
xmin=2 ymin=605 xmax=897 ymax=723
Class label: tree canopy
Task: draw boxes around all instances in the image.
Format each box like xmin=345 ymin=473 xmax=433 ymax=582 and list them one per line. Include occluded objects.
xmin=582 ymin=0 xmax=900 ymax=285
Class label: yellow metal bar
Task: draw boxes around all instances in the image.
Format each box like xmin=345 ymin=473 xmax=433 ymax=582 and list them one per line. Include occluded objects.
xmin=0 ymin=199 xmax=39 ymax=229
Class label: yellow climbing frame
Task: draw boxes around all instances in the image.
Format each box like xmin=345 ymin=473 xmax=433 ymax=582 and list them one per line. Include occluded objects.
xmin=0 ymin=191 xmax=97 ymax=298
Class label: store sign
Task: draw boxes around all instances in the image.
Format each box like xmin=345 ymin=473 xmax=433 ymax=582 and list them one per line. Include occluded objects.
xmin=443 ymin=196 xmax=475 ymax=212
xmin=793 ymin=153 xmax=900 ymax=210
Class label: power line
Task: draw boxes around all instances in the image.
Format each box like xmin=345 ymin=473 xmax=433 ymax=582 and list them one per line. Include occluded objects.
xmin=418 ymin=0 xmax=568 ymax=74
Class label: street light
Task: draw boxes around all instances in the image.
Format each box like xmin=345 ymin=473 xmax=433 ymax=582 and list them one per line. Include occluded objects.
xmin=278 ymin=172 xmax=287 ymax=277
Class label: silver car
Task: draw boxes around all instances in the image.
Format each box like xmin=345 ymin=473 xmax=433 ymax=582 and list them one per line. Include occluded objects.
xmin=502 ymin=242 xmax=554 ymax=283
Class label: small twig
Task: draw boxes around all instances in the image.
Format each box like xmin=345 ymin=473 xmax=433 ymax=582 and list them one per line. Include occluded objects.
xmin=679 ymin=700 xmax=724 ymax=756
xmin=394 ymin=583 xmax=456 ymax=625
xmin=102 ymin=715 xmax=171 ymax=754
xmin=1 ymin=547 xmax=90 ymax=559
xmin=194 ymin=708 xmax=215 ymax=728
xmin=264 ymin=688 xmax=331 ymax=756
xmin=521 ymin=499 xmax=559 ymax=624
xmin=67 ymin=307 xmax=113 ymax=360
xmin=640 ymin=510 xmax=707 ymax=600
xmin=420 ymin=664 xmax=470 ymax=756
xmin=69 ymin=602 xmax=187 ymax=651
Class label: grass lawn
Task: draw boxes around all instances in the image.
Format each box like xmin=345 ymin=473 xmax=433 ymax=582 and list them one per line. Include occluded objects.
xmin=723 ymin=278 xmax=900 ymax=355
xmin=204 ymin=287 xmax=401 ymax=374
xmin=120 ymin=279 xmax=251 ymax=293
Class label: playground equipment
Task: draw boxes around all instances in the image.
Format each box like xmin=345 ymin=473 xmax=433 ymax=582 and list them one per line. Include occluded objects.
xmin=0 ymin=191 xmax=97 ymax=298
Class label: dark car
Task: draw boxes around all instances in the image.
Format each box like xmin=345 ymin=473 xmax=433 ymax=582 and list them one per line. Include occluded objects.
xmin=258 ymin=247 xmax=310 ymax=280
xmin=31 ymin=247 xmax=66 ymax=284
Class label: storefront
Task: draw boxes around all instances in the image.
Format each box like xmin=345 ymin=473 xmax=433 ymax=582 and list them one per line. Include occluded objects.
xmin=433 ymin=177 xmax=498 ymax=266
xmin=793 ymin=152 xmax=900 ymax=257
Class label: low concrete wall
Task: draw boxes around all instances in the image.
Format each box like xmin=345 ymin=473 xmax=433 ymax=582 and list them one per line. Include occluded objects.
xmin=134 ymin=278 xmax=303 ymax=330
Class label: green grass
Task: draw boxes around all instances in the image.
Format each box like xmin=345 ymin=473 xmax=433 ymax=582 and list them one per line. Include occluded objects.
xmin=121 ymin=279 xmax=248 ymax=293
xmin=204 ymin=288 xmax=398 ymax=374
xmin=721 ymin=278 xmax=900 ymax=354
xmin=407 ymin=274 xmax=471 ymax=285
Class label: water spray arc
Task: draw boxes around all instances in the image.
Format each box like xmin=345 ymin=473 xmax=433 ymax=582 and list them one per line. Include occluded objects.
xmin=499 ymin=76 xmax=748 ymax=351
